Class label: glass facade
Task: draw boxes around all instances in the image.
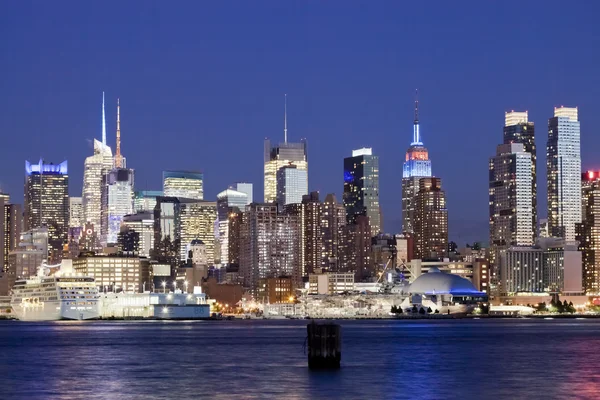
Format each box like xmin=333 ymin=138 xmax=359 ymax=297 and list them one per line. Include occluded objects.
xmin=263 ymin=140 xmax=307 ymax=203
xmin=82 ymin=139 xmax=113 ymax=233
xmin=276 ymin=166 xmax=308 ymax=209
xmin=101 ymin=168 xmax=134 ymax=245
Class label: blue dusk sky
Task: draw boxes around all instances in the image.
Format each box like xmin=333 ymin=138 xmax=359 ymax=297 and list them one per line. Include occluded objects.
xmin=1 ymin=1 xmax=599 ymax=245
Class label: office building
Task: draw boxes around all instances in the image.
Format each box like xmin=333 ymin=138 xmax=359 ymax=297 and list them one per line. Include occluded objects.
xmin=257 ymin=276 xmax=294 ymax=304
xmin=163 ymin=171 xmax=203 ymax=200
xmin=308 ymin=272 xmax=355 ymax=295
xmin=231 ymin=182 xmax=253 ymax=205
xmin=577 ymin=171 xmax=600 ymax=293
xmin=72 ymin=254 xmax=150 ymax=293
xmin=122 ymin=212 xmax=155 ymax=258
xmin=264 ymin=98 xmax=308 ymax=203
xmin=82 ymin=94 xmax=114 ymax=233
xmin=504 ymin=111 xmax=537 ymax=235
xmin=239 ymin=203 xmax=301 ymax=293
xmin=134 ymin=190 xmax=163 ymax=213
xmin=217 ymin=189 xmax=248 ymax=265
xmin=0 ymin=195 xmax=22 ymax=273
xmin=177 ymin=199 xmax=217 ymax=265
xmin=343 ymin=148 xmax=381 ymax=237
xmin=489 ymin=143 xmax=535 ymax=274
xmin=101 ymin=168 xmax=134 ymax=245
xmin=69 ymin=197 xmax=83 ymax=229
xmin=24 ymin=159 xmax=69 ymax=262
xmin=402 ymin=96 xmax=432 ymax=234
xmin=547 ymin=106 xmax=581 ymax=241
xmin=276 ymin=165 xmax=308 ymax=209
xmin=339 ymin=215 xmax=372 ymax=280
xmin=414 ymin=177 xmax=448 ymax=259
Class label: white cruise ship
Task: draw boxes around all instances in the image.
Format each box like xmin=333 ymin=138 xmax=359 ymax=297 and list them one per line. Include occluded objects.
xmin=10 ymin=261 xmax=100 ymax=321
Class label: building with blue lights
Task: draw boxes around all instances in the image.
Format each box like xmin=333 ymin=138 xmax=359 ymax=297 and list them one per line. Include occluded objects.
xmin=343 ymin=148 xmax=381 ymax=237
xmin=101 ymin=168 xmax=134 ymax=246
xmin=401 ymin=97 xmax=432 ymax=234
xmin=24 ymin=159 xmax=69 ymax=263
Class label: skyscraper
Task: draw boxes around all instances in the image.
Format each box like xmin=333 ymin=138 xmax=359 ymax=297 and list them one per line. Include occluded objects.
xmin=69 ymin=197 xmax=83 ymax=228
xmin=321 ymin=193 xmax=347 ymax=270
xmin=503 ymin=111 xmax=537 ymax=237
xmin=489 ymin=143 xmax=534 ymax=274
xmin=0 ymin=195 xmax=22 ymax=273
xmin=413 ymin=177 xmax=448 ymax=259
xmin=217 ymin=188 xmax=248 ymax=265
xmin=24 ymin=159 xmax=69 ymax=262
xmin=101 ymin=101 xmax=134 ymax=246
xmin=264 ymin=95 xmax=308 ymax=203
xmin=402 ymin=95 xmax=432 ymax=234
xmin=577 ymin=171 xmax=600 ymax=293
xmin=284 ymin=192 xmax=322 ymax=277
xmin=163 ymin=171 xmax=204 ymax=200
xmin=276 ymin=165 xmax=308 ymax=209
xmin=133 ymin=190 xmax=163 ymax=213
xmin=83 ymin=93 xmax=114 ymax=233
xmin=232 ymin=182 xmax=253 ymax=204
xmin=343 ymin=148 xmax=381 ymax=237
xmin=239 ymin=203 xmax=301 ymax=293
xmin=547 ymin=106 xmax=581 ymax=241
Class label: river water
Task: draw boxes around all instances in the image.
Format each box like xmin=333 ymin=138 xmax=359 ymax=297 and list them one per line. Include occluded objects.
xmin=1 ymin=318 xmax=599 ymax=399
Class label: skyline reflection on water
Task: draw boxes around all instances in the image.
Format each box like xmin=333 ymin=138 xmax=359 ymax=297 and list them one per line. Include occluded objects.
xmin=1 ymin=319 xmax=600 ymax=399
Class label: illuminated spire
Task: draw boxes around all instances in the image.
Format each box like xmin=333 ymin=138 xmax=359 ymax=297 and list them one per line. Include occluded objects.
xmin=102 ymin=92 xmax=106 ymax=145
xmin=115 ymin=98 xmax=123 ymax=168
xmin=284 ymin=94 xmax=288 ymax=144
xmin=412 ymin=89 xmax=422 ymax=145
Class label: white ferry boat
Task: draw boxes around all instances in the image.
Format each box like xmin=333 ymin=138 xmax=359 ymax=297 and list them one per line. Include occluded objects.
xmin=10 ymin=261 xmax=100 ymax=321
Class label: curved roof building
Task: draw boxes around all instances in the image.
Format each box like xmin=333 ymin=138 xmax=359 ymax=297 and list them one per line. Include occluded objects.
xmin=408 ymin=267 xmax=486 ymax=297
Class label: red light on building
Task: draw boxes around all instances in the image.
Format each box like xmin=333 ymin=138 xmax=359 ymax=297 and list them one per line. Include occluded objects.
xmin=589 ymin=171 xmax=595 ymax=180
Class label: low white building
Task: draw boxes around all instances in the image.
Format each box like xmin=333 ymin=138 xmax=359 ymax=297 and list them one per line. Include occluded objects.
xmin=99 ymin=291 xmax=210 ymax=319
xmin=308 ymin=272 xmax=354 ymax=295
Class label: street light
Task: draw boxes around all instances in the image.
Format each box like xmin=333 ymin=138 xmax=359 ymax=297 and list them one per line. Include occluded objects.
xmin=162 ymin=281 xmax=166 ymax=294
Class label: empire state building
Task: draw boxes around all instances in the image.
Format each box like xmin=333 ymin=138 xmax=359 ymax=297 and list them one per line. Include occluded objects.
xmin=401 ymin=94 xmax=432 ymax=234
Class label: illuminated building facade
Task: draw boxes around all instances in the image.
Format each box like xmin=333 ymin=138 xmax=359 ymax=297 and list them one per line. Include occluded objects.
xmin=239 ymin=203 xmax=301 ymax=293
xmin=134 ymin=190 xmax=163 ymax=213
xmin=101 ymin=168 xmax=134 ymax=245
xmin=489 ymin=143 xmax=534 ymax=276
xmin=577 ymin=171 xmax=600 ymax=293
xmin=176 ymin=199 xmax=217 ymax=265
xmin=547 ymin=106 xmax=581 ymax=241
xmin=122 ymin=212 xmax=155 ymax=258
xmin=24 ymin=160 xmax=69 ymax=262
xmin=72 ymin=254 xmax=150 ymax=293
xmin=264 ymin=140 xmax=308 ymax=203
xmin=0 ymin=195 xmax=22 ymax=273
xmin=232 ymin=182 xmax=253 ymax=204
xmin=414 ymin=177 xmax=448 ymax=260
xmin=321 ymin=193 xmax=346 ymax=270
xmin=402 ymin=97 xmax=432 ymax=234
xmin=69 ymin=197 xmax=83 ymax=228
xmin=284 ymin=192 xmax=322 ymax=277
xmin=343 ymin=148 xmax=381 ymax=237
xmin=504 ymin=111 xmax=537 ymax=234
xmin=217 ymin=189 xmax=248 ymax=265
xmin=276 ymin=165 xmax=308 ymax=209
xmin=163 ymin=171 xmax=203 ymax=200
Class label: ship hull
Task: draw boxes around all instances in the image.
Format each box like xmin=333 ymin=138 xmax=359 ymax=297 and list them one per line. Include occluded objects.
xmin=11 ymin=301 xmax=100 ymax=321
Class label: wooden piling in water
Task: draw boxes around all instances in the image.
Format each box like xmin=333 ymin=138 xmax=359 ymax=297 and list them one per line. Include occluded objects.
xmin=307 ymin=321 xmax=341 ymax=369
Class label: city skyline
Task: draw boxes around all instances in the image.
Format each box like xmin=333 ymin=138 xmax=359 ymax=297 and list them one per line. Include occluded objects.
xmin=1 ymin=2 xmax=600 ymax=245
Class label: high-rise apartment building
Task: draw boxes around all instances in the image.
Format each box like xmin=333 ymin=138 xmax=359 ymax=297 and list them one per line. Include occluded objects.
xmin=339 ymin=215 xmax=372 ymax=280
xmin=343 ymin=148 xmax=381 ymax=237
xmin=69 ymin=197 xmax=83 ymax=229
xmin=413 ymin=177 xmax=448 ymax=259
xmin=503 ymin=111 xmax=537 ymax=234
xmin=0 ymin=195 xmax=22 ymax=273
xmin=239 ymin=203 xmax=301 ymax=292
xmin=276 ymin=165 xmax=308 ymax=209
xmin=24 ymin=160 xmax=69 ymax=262
xmin=163 ymin=171 xmax=203 ymax=200
xmin=577 ymin=171 xmax=600 ymax=293
xmin=101 ymin=168 xmax=134 ymax=245
xmin=284 ymin=192 xmax=322 ymax=277
xmin=489 ymin=143 xmax=534 ymax=274
xmin=402 ymin=97 xmax=432 ymax=234
xmin=321 ymin=193 xmax=347 ymax=270
xmin=547 ymin=106 xmax=581 ymax=241
xmin=264 ymin=99 xmax=307 ymax=203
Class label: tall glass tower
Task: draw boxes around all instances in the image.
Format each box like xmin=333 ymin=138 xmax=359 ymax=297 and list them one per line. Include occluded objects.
xmin=547 ymin=106 xmax=581 ymax=241
xmin=343 ymin=148 xmax=381 ymax=237
xmin=402 ymin=95 xmax=432 ymax=234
